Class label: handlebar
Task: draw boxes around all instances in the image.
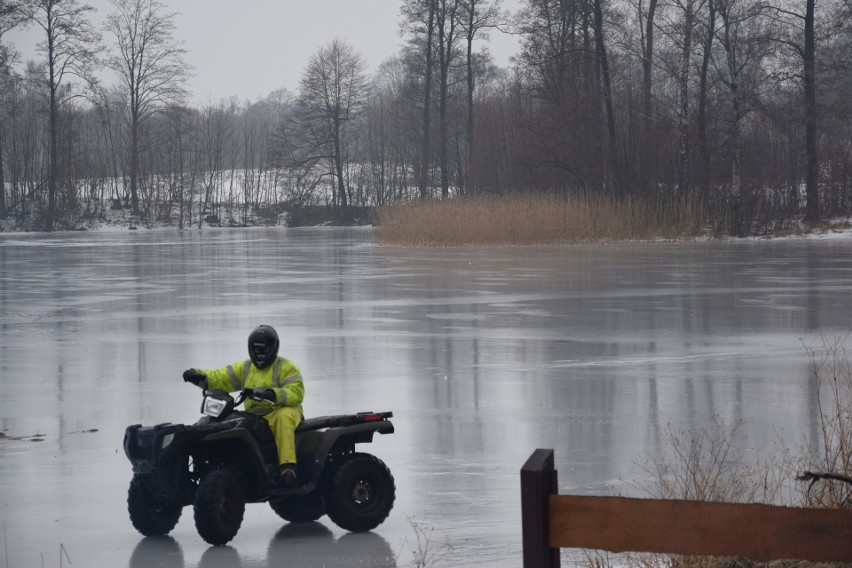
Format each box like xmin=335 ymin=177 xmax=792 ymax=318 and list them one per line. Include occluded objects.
xmin=200 ymin=388 xmax=274 ymax=419
xmin=202 ymin=387 xmax=268 ymax=405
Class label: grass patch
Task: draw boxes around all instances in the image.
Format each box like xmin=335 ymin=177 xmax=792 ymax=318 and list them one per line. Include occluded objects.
xmin=375 ymin=194 xmax=704 ymax=246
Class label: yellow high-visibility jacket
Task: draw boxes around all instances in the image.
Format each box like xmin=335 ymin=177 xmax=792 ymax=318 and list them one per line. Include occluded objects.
xmin=201 ymin=356 xmax=304 ymax=412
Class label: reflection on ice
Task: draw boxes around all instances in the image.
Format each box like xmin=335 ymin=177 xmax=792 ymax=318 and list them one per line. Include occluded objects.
xmin=124 ymin=529 xmax=396 ymax=568
xmin=1 ymin=228 xmax=851 ymax=567
xmin=130 ymin=537 xmax=184 ymax=568
xmin=197 ymin=545 xmax=242 ymax=568
xmin=268 ymin=524 xmax=396 ymax=568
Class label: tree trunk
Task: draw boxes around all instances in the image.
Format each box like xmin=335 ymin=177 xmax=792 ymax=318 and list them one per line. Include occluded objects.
xmin=0 ymin=126 xmax=6 ymax=217
xmin=437 ymin=0 xmax=456 ymax=200
xmin=581 ymin=3 xmax=603 ymax=191
xmin=730 ymin=92 xmax=741 ymax=198
xmin=720 ymin=4 xmax=741 ymax=198
xmin=178 ymin=138 xmax=184 ymax=229
xmin=697 ymin=0 xmax=716 ymax=192
xmin=642 ymin=0 xmax=658 ymax=120
xmin=465 ymin=9 xmax=475 ymax=196
xmin=803 ymin=0 xmax=818 ymax=225
xmin=47 ymin=61 xmax=58 ymax=232
xmin=130 ymin=110 xmax=140 ymax=216
xmin=593 ymin=0 xmax=620 ymax=194
xmin=677 ymin=0 xmax=694 ymax=196
xmin=334 ymin=120 xmax=348 ymax=208
xmin=419 ymin=0 xmax=437 ymax=200
xmin=439 ymin=54 xmax=450 ymax=200
xmin=640 ymin=0 xmax=658 ymax=195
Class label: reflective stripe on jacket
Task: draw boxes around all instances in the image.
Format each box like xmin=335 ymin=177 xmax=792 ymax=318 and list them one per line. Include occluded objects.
xmin=202 ymin=356 xmax=304 ymax=411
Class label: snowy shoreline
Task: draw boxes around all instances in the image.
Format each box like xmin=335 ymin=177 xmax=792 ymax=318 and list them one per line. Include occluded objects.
xmin=2 ymin=211 xmax=851 ymax=242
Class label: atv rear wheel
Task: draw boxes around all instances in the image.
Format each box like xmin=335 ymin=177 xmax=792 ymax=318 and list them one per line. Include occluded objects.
xmin=269 ymin=493 xmax=326 ymax=523
xmin=193 ymin=469 xmax=245 ymax=545
xmin=127 ymin=475 xmax=182 ymax=537
xmin=324 ymin=453 xmax=395 ymax=532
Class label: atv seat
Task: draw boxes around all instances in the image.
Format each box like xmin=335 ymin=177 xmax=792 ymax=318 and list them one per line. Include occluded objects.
xmin=296 ymin=412 xmax=393 ymax=433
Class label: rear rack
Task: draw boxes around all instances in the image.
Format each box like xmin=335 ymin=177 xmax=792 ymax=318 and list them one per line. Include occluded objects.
xmin=296 ymin=411 xmax=393 ymax=433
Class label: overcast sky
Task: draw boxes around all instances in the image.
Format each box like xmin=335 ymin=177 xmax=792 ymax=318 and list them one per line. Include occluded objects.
xmin=7 ymin=0 xmax=521 ymax=105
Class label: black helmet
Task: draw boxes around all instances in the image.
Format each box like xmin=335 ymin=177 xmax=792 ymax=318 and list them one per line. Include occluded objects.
xmin=248 ymin=325 xmax=279 ymax=369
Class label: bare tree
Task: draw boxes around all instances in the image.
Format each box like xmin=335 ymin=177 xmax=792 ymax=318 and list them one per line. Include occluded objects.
xmin=435 ymin=0 xmax=462 ymax=199
xmin=5 ymin=63 xmax=46 ymax=216
xmin=105 ymin=0 xmax=189 ymax=219
xmin=197 ymin=98 xmax=236 ymax=227
xmin=673 ymin=0 xmax=706 ymax=195
xmin=368 ymin=56 xmax=421 ymax=202
xmin=593 ymin=0 xmax=619 ymax=192
xmin=19 ymin=0 xmax=100 ymax=231
xmin=696 ymin=0 xmax=716 ymax=191
xmin=639 ymin=0 xmax=659 ymax=121
xmin=0 ymin=0 xmax=26 ymax=218
xmin=514 ymin=0 xmax=589 ymax=190
xmin=802 ymin=0 xmax=818 ymax=224
xmin=298 ymin=38 xmax=368 ymax=208
xmin=636 ymin=0 xmax=659 ymax=193
xmin=0 ymin=1 xmax=23 ymax=69
xmin=460 ymin=0 xmax=501 ymax=195
xmin=402 ymin=0 xmax=438 ymax=199
xmin=715 ymin=0 xmax=772 ymax=200
xmin=764 ymin=0 xmax=840 ymax=225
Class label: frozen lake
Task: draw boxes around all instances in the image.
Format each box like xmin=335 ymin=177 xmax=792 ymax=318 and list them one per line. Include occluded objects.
xmin=1 ymin=228 xmax=851 ymax=567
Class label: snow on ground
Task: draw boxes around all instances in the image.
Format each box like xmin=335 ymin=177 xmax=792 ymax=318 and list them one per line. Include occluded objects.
xmin=2 ymin=199 xmax=851 ymax=241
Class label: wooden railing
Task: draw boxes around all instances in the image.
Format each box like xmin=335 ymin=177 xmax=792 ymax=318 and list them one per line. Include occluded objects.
xmin=520 ymin=449 xmax=852 ymax=568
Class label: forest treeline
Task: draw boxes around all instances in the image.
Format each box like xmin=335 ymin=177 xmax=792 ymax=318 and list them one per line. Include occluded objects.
xmin=0 ymin=0 xmax=850 ymax=235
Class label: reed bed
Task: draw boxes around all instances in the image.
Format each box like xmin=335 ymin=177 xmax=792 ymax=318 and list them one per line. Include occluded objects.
xmin=375 ymin=194 xmax=704 ymax=246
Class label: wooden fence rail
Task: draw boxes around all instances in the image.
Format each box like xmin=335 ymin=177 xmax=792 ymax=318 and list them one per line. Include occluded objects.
xmin=521 ymin=449 xmax=852 ymax=568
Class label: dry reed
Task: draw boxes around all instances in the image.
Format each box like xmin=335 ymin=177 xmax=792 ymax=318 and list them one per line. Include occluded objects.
xmin=783 ymin=334 xmax=852 ymax=510
xmin=639 ymin=419 xmax=777 ymax=505
xmin=582 ymin=335 xmax=852 ymax=568
xmin=375 ymin=194 xmax=704 ymax=246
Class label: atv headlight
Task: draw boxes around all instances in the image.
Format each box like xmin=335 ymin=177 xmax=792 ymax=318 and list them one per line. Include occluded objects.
xmin=202 ymin=396 xmax=227 ymax=418
xmin=160 ymin=433 xmax=175 ymax=450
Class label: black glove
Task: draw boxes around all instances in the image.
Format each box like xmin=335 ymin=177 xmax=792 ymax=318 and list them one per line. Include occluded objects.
xmin=183 ymin=369 xmax=206 ymax=386
xmin=243 ymin=388 xmax=276 ymax=403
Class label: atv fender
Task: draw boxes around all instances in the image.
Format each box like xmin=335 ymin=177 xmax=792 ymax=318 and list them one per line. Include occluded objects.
xmin=297 ymin=421 xmax=394 ymax=488
xmin=201 ymin=429 xmax=269 ymax=495
xmin=124 ymin=423 xmax=192 ymax=507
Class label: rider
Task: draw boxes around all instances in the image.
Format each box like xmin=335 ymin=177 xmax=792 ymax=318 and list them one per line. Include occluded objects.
xmin=182 ymin=324 xmax=304 ymax=487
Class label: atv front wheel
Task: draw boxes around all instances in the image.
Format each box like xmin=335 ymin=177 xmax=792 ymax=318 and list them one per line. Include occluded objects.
xmin=193 ymin=469 xmax=245 ymax=545
xmin=127 ymin=475 xmax=182 ymax=536
xmin=324 ymin=453 xmax=395 ymax=532
xmin=270 ymin=493 xmax=326 ymax=523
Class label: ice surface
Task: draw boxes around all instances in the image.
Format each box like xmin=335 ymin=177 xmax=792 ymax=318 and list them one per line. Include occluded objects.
xmin=1 ymin=228 xmax=850 ymax=566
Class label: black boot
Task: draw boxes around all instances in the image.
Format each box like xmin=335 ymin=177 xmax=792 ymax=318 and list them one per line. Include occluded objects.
xmin=266 ymin=464 xmax=282 ymax=485
xmin=279 ymin=463 xmax=297 ymax=488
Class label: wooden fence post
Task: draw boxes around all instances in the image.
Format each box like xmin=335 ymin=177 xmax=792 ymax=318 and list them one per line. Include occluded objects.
xmin=521 ymin=449 xmax=560 ymax=568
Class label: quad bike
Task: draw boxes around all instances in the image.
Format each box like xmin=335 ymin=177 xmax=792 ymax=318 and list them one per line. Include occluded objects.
xmin=123 ymin=388 xmax=396 ymax=545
